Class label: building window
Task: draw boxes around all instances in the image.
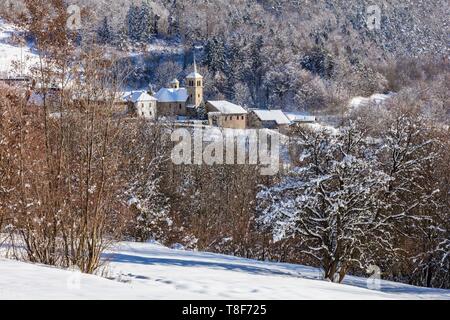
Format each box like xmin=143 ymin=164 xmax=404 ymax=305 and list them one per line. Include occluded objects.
xmin=241 ymin=116 xmax=244 ymax=120
xmin=225 ymin=116 xmax=227 ymax=121
xmin=179 ymin=104 xmax=182 ymax=109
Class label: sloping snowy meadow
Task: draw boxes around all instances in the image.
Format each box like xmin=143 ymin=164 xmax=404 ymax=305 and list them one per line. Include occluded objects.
xmin=1 ymin=241 xmax=449 ymax=300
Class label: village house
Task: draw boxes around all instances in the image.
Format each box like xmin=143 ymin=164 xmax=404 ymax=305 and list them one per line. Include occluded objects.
xmin=247 ymin=109 xmax=317 ymax=132
xmin=248 ymin=109 xmax=291 ymax=132
xmin=124 ymin=91 xmax=158 ymax=119
xmin=206 ymin=101 xmax=248 ymax=129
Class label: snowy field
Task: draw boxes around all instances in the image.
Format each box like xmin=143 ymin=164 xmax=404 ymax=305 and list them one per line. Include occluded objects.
xmin=0 ymin=19 xmax=39 ymax=76
xmin=0 ymin=241 xmax=449 ymax=300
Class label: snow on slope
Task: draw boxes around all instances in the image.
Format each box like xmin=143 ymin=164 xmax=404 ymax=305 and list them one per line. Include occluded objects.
xmin=0 ymin=258 xmax=153 ymax=300
xmin=0 ymin=19 xmax=39 ymax=76
xmin=1 ymin=241 xmax=449 ymax=300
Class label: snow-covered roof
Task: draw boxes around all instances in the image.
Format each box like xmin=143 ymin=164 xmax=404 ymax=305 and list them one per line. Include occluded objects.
xmin=124 ymin=91 xmax=157 ymax=103
xmin=207 ymin=100 xmax=247 ymax=114
xmin=349 ymin=93 xmax=394 ymax=109
xmin=170 ymin=78 xmax=179 ymax=84
xmin=186 ymin=71 xmax=203 ymax=79
xmin=349 ymin=97 xmax=370 ymax=108
xmin=284 ymin=112 xmax=316 ymax=123
xmin=155 ymin=88 xmax=188 ymax=103
xmin=252 ymin=109 xmax=291 ymax=125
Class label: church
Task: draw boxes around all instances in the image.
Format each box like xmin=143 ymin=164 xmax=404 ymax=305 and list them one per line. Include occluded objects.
xmin=154 ymin=58 xmax=204 ymax=118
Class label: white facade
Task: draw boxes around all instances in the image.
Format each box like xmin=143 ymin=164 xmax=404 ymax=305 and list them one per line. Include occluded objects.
xmin=124 ymin=91 xmax=158 ymax=119
xmin=134 ymin=100 xmax=157 ymax=119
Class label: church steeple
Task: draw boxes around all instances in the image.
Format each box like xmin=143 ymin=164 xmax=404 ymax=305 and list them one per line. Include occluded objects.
xmin=186 ymin=53 xmax=203 ymax=107
xmin=193 ymin=55 xmax=198 ymax=74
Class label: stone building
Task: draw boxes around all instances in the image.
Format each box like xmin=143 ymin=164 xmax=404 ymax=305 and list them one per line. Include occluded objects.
xmin=155 ymin=58 xmax=203 ymax=118
xmin=154 ymin=84 xmax=189 ymax=117
xmin=206 ymin=101 xmax=248 ymax=129
xmin=248 ymin=109 xmax=291 ymax=131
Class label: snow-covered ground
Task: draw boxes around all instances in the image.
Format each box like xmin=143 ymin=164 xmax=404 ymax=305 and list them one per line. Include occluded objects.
xmin=0 ymin=241 xmax=449 ymax=300
xmin=0 ymin=19 xmax=39 ymax=76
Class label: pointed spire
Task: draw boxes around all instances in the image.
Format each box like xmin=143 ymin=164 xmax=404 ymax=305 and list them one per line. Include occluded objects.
xmin=193 ymin=52 xmax=197 ymax=74
xmin=186 ymin=51 xmax=203 ymax=79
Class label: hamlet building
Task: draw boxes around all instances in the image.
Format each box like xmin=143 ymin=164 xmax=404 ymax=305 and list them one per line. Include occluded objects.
xmin=248 ymin=109 xmax=291 ymax=132
xmin=206 ymin=100 xmax=248 ymax=129
xmin=124 ymin=91 xmax=158 ymax=119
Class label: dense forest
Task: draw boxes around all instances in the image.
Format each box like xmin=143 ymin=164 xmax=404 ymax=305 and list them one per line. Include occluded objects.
xmin=2 ymin=0 xmax=449 ymax=114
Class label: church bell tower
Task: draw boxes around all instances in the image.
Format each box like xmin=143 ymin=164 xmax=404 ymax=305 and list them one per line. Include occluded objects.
xmin=186 ymin=55 xmax=203 ymax=107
